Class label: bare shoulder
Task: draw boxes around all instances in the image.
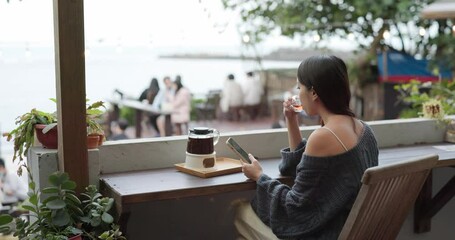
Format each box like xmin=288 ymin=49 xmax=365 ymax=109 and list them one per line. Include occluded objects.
xmin=305 ymin=128 xmax=335 ymax=157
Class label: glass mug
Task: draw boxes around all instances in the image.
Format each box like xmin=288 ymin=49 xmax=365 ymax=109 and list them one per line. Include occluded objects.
xmin=186 ymin=127 xmax=220 ymax=155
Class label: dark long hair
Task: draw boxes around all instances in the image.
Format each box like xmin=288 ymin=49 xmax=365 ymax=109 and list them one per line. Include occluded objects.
xmin=297 ymin=55 xmax=354 ymax=117
xmin=147 ymin=78 xmax=160 ymax=103
xmin=174 ymin=75 xmax=183 ymax=93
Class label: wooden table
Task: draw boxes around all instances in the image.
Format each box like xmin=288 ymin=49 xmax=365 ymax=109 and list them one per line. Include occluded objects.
xmin=99 ymin=142 xmax=455 ymax=234
xmin=106 ymin=98 xmax=173 ymax=137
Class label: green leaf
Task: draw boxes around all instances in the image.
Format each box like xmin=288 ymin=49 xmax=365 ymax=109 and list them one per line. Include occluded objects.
xmin=52 ymin=209 xmax=70 ymax=227
xmin=29 ymin=181 xmax=36 ymax=190
xmin=0 ymin=215 xmax=13 ymax=225
xmin=0 ymin=226 xmax=11 ymax=234
xmin=66 ymin=193 xmax=81 ymax=205
xmin=46 ymin=199 xmax=66 ymax=210
xmin=90 ymin=216 xmax=101 ymax=227
xmin=42 ymin=187 xmax=59 ymax=194
xmin=29 ymin=194 xmax=39 ymax=206
xmin=61 ymin=180 xmax=77 ymax=190
xmin=101 ymin=212 xmax=114 ymax=224
xmin=21 ymin=204 xmax=38 ymax=214
xmin=48 ymin=172 xmax=69 ymax=186
xmin=104 ymin=198 xmax=114 ymax=212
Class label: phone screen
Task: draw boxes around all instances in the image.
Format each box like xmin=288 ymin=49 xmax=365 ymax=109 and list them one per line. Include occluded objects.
xmin=226 ymin=137 xmax=251 ymax=163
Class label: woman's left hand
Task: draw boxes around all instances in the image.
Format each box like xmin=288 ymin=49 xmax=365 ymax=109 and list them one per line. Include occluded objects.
xmin=242 ymin=154 xmax=263 ymax=181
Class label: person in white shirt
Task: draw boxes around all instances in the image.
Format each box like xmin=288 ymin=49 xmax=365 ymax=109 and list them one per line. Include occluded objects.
xmin=220 ymin=74 xmax=244 ymax=121
xmin=242 ymin=71 xmax=264 ymax=120
xmin=0 ymin=158 xmax=27 ymax=207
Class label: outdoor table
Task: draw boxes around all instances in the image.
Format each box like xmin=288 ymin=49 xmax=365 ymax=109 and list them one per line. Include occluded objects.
xmin=100 ymin=142 xmax=455 ymax=235
xmin=106 ymin=98 xmax=173 ymax=137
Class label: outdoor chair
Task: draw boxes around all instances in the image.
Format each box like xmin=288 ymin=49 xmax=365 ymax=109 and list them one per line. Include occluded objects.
xmin=195 ymin=90 xmax=221 ymax=121
xmin=338 ymin=154 xmax=439 ymax=240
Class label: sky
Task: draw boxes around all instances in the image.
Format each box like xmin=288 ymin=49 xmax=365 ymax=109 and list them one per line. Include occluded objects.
xmin=0 ymin=0 xmax=304 ymax=49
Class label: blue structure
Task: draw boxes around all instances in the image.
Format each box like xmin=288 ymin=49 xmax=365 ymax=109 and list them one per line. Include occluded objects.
xmin=377 ymin=50 xmax=452 ymax=83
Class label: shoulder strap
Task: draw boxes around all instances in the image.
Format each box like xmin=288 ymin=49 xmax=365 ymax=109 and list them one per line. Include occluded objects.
xmin=321 ymin=127 xmax=348 ymax=151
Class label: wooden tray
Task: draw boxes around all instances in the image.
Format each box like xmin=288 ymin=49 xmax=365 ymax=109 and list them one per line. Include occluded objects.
xmin=175 ymin=157 xmax=242 ymax=178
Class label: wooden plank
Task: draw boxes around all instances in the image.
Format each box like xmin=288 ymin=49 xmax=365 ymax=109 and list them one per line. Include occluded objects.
xmin=414 ymin=170 xmax=433 ymax=233
xmin=53 ymin=0 xmax=88 ymax=193
xmin=174 ymin=157 xmax=242 ymax=178
xmin=427 ymin=175 xmax=455 ymax=218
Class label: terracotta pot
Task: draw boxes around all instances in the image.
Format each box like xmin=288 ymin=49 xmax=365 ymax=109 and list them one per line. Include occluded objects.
xmin=87 ymin=135 xmax=100 ymax=149
xmin=89 ymin=133 xmax=105 ymax=146
xmin=35 ymin=124 xmax=58 ymax=149
xmin=68 ymin=234 xmax=82 ymax=240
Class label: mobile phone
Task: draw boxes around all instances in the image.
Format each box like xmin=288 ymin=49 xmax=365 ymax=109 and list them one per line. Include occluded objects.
xmin=226 ymin=137 xmax=251 ymax=163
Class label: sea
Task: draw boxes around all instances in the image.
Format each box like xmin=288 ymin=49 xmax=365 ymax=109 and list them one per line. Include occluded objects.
xmin=0 ymin=45 xmax=300 ymax=165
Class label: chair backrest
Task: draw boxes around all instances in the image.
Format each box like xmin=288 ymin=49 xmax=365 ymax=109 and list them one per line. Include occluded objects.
xmin=338 ymin=154 xmax=439 ymax=240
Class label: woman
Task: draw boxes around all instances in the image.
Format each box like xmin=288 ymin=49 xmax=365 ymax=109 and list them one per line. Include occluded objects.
xmin=158 ymin=76 xmax=191 ymax=136
xmin=171 ymin=77 xmax=191 ymax=135
xmin=235 ymin=55 xmax=379 ymax=239
xmin=139 ymin=78 xmax=160 ymax=134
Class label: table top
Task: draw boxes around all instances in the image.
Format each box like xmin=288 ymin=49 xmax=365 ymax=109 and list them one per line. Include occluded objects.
xmin=100 ymin=142 xmax=455 ymax=209
xmin=106 ymin=98 xmax=172 ymax=115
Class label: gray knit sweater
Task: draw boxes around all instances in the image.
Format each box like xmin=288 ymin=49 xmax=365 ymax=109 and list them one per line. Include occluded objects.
xmin=251 ymin=122 xmax=378 ymax=239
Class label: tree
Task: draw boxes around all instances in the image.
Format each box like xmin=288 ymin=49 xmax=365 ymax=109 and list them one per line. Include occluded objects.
xmin=222 ymin=0 xmax=455 ymax=70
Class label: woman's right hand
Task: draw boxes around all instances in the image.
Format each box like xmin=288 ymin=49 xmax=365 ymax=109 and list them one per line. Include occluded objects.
xmin=283 ymin=97 xmax=299 ymax=119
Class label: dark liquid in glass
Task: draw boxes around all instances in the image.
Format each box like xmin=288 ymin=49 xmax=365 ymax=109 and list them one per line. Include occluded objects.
xmin=187 ymin=137 xmax=214 ymax=154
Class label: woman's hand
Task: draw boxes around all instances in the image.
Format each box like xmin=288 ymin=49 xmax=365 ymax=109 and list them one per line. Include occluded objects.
xmin=241 ymin=154 xmax=263 ymax=181
xmin=283 ymin=97 xmax=299 ymax=120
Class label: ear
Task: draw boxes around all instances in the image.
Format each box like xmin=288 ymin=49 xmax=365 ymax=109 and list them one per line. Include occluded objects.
xmin=311 ymin=89 xmax=318 ymax=101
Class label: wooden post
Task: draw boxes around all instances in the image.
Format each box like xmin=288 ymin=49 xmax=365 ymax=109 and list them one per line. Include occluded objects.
xmin=53 ymin=0 xmax=88 ymax=193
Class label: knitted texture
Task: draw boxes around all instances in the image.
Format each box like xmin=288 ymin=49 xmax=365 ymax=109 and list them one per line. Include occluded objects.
xmin=251 ymin=122 xmax=379 ymax=239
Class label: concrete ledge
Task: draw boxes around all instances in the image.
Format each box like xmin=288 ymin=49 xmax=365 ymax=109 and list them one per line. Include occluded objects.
xmin=28 ymin=117 xmax=448 ymax=177
xmin=98 ymin=117 xmax=446 ymax=173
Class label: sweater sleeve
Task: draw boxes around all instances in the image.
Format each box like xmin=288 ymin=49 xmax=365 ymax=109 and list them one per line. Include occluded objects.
xmin=278 ymin=139 xmax=307 ymax=177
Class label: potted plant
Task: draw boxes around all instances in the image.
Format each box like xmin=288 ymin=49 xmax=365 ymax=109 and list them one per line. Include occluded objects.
xmin=395 ymin=80 xmax=455 ymax=142
xmin=86 ymin=100 xmax=107 ymax=149
xmin=0 ymin=170 xmax=126 ymax=239
xmin=4 ymin=99 xmax=108 ymax=159
xmin=3 ymin=108 xmax=57 ymax=163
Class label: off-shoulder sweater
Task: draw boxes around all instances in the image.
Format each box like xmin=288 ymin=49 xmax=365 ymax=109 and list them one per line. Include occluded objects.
xmin=251 ymin=122 xmax=379 ymax=239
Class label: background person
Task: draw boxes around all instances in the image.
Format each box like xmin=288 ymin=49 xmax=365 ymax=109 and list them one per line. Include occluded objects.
xmin=234 ymin=55 xmax=379 ymax=239
xmin=242 ymin=71 xmax=264 ymax=120
xmin=139 ymin=78 xmax=161 ymax=135
xmin=0 ymin=158 xmax=27 ymax=208
xmin=109 ymin=119 xmax=129 ymax=141
xmin=169 ymin=76 xmax=191 ymax=135
xmin=219 ymin=74 xmax=244 ymax=121
xmin=153 ymin=76 xmax=175 ymax=137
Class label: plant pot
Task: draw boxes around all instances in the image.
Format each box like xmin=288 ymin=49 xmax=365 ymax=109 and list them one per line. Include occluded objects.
xmin=89 ymin=133 xmax=105 ymax=146
xmin=68 ymin=234 xmax=82 ymax=240
xmin=35 ymin=124 xmax=58 ymax=149
xmin=87 ymin=135 xmax=100 ymax=149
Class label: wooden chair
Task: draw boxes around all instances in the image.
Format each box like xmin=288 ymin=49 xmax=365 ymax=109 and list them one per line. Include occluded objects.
xmin=195 ymin=90 xmax=221 ymax=121
xmin=338 ymin=154 xmax=439 ymax=240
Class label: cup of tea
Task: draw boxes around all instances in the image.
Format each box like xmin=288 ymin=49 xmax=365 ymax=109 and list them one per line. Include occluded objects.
xmin=291 ymin=95 xmax=303 ymax=112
